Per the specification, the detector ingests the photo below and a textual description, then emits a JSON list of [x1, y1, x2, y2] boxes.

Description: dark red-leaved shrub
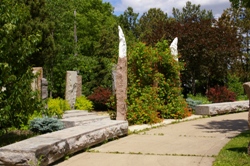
[[206, 85, 236, 103], [87, 87, 112, 110]]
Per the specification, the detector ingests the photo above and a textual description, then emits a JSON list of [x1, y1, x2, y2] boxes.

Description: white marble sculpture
[[170, 37, 178, 61], [118, 26, 127, 58]]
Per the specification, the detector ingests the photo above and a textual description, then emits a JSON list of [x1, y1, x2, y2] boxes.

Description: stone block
[[31, 67, 43, 92], [76, 75, 82, 97], [65, 71, 78, 109], [41, 78, 48, 99], [195, 101, 249, 115], [0, 120, 128, 166]]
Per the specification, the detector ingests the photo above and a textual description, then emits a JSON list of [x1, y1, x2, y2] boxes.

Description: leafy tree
[[230, 0, 250, 8], [45, 0, 118, 97], [172, 1, 213, 23], [0, 0, 44, 131], [118, 7, 139, 39], [137, 8, 169, 46]]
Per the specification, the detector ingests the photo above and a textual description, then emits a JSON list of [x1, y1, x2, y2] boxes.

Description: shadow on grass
[[227, 147, 248, 153], [0, 130, 36, 148]]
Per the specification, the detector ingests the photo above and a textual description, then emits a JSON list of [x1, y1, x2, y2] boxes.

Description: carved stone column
[[116, 26, 127, 120], [242, 82, 250, 155]]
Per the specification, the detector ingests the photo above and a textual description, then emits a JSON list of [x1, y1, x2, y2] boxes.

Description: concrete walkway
[[55, 112, 249, 166]]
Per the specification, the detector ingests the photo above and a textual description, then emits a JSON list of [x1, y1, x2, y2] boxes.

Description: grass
[[0, 130, 37, 148], [213, 130, 250, 166]]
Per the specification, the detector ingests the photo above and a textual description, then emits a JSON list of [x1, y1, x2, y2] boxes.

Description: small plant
[[47, 98, 71, 118], [206, 85, 236, 103], [186, 98, 202, 110], [87, 87, 112, 110], [29, 117, 64, 134], [75, 96, 93, 111]]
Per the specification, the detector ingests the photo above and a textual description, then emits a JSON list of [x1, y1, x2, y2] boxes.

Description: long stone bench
[[195, 100, 249, 115], [0, 111, 128, 166]]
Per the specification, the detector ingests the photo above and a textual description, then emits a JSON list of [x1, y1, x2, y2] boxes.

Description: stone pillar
[[243, 82, 250, 128], [32, 67, 43, 92], [242, 82, 250, 155], [41, 78, 48, 100], [65, 71, 78, 109], [76, 75, 82, 97], [116, 26, 127, 120]]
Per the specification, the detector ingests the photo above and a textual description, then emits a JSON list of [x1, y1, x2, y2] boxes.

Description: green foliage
[[47, 98, 71, 118], [29, 117, 64, 134], [75, 96, 93, 111], [187, 93, 211, 104], [227, 74, 245, 100], [186, 98, 202, 110], [0, 0, 45, 130], [127, 41, 190, 125], [213, 130, 250, 166], [45, 0, 117, 98]]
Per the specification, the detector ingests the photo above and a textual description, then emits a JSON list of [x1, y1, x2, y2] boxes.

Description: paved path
[[55, 112, 248, 166]]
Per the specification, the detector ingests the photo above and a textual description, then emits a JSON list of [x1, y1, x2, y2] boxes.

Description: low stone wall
[[195, 100, 249, 115], [0, 120, 128, 166]]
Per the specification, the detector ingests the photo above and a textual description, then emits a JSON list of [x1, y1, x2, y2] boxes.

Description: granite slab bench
[[0, 119, 128, 166], [195, 100, 249, 115]]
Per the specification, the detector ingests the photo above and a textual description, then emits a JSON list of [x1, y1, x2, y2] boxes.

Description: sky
[[103, 0, 232, 18]]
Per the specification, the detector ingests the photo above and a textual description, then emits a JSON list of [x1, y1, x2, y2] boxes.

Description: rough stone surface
[[243, 82, 250, 128], [31, 67, 43, 92], [0, 119, 128, 166], [195, 101, 248, 115], [41, 78, 48, 99], [116, 57, 127, 120], [65, 71, 78, 109], [76, 75, 82, 97], [61, 115, 110, 128]]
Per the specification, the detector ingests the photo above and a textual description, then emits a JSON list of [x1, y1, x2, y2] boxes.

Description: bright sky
[[103, 0, 232, 18]]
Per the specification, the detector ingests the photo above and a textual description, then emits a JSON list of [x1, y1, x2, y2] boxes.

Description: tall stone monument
[[65, 71, 77, 109], [116, 26, 127, 120], [242, 82, 250, 155], [170, 37, 178, 61]]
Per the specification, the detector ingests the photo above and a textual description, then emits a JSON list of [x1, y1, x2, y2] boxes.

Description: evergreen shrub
[[29, 117, 64, 134], [47, 98, 71, 118], [186, 98, 202, 110], [206, 85, 236, 103], [75, 96, 93, 111]]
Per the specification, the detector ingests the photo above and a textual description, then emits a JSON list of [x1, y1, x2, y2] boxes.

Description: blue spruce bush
[[29, 117, 64, 134]]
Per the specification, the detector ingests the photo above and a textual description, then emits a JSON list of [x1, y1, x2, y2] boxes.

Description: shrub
[[187, 93, 211, 104], [127, 41, 190, 125], [47, 98, 71, 118], [227, 74, 244, 100], [206, 85, 236, 103], [186, 98, 202, 110], [87, 87, 112, 110], [29, 117, 64, 134], [75, 96, 93, 111]]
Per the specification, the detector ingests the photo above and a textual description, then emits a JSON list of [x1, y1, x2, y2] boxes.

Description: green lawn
[[213, 130, 250, 166]]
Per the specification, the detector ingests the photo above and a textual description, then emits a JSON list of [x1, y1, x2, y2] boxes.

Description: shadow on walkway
[[194, 119, 248, 134]]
